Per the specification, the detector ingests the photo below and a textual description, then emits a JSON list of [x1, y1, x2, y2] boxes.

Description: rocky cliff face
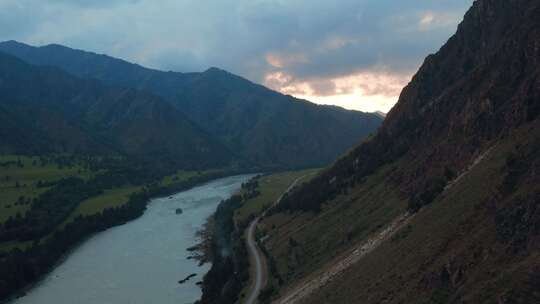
[[385, 0, 540, 160], [380, 0, 540, 199], [277, 0, 540, 213]]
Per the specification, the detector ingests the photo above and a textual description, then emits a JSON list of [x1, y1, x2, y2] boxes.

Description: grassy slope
[[0, 155, 94, 252], [65, 186, 141, 219], [234, 169, 319, 226], [263, 122, 540, 304], [231, 169, 319, 304], [0, 155, 93, 222], [260, 163, 405, 290], [301, 129, 514, 304]]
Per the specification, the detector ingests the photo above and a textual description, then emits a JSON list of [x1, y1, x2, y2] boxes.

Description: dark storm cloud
[[48, 0, 142, 8], [0, 0, 474, 110], [242, 0, 472, 78]]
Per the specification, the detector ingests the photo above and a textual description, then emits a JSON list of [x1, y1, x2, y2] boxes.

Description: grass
[[0, 155, 223, 224], [0, 240, 33, 252], [160, 170, 209, 186], [0, 154, 225, 252], [302, 136, 514, 304], [234, 169, 319, 226], [0, 155, 93, 222], [233, 168, 319, 304], [60, 185, 142, 227], [58, 169, 225, 230], [260, 162, 405, 289], [263, 123, 540, 304]]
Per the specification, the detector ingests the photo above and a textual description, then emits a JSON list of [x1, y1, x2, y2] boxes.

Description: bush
[[408, 176, 447, 213]]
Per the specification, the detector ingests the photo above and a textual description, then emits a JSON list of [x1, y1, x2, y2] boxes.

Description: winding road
[[245, 217, 266, 304], [244, 175, 308, 304]]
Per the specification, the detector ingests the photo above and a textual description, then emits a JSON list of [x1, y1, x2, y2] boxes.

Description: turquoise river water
[[12, 175, 254, 304]]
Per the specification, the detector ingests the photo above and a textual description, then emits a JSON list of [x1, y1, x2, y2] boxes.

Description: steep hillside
[[255, 0, 540, 303], [275, 0, 540, 214], [0, 52, 234, 170], [0, 41, 383, 169]]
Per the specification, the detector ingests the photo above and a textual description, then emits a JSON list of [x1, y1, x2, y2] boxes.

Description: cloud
[[265, 52, 309, 69], [0, 0, 474, 112], [48, 0, 142, 8], [265, 69, 411, 112]]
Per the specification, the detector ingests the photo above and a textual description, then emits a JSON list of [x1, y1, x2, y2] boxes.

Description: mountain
[[374, 111, 386, 119], [0, 41, 383, 169], [255, 0, 540, 303], [0, 51, 234, 170]]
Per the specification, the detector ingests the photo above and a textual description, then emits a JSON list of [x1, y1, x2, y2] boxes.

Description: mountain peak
[[0, 41, 383, 168], [373, 111, 387, 118], [43, 43, 71, 49], [204, 67, 227, 74], [0, 40, 24, 45], [0, 40, 32, 49]]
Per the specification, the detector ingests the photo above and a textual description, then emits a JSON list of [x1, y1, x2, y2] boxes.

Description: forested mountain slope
[[0, 41, 383, 169], [0, 52, 234, 171], [258, 0, 540, 303]]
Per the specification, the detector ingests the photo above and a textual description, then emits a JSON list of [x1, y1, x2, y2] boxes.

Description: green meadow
[[234, 169, 319, 231], [0, 154, 224, 250]]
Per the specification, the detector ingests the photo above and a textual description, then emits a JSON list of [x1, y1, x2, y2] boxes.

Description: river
[[12, 174, 254, 304]]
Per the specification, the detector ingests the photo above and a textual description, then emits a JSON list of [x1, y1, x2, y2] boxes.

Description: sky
[[0, 0, 474, 113]]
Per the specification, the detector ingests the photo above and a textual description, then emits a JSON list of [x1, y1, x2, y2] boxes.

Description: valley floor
[[0, 154, 240, 301]]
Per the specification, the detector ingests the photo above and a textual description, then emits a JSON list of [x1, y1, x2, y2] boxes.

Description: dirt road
[[244, 175, 309, 304]]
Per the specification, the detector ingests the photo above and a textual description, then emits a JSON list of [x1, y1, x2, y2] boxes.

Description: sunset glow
[[264, 70, 412, 113]]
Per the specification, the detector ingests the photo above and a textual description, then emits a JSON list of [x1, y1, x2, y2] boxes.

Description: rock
[[178, 273, 197, 284]]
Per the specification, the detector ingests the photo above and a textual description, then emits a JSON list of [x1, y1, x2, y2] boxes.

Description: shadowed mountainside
[[0, 41, 383, 169], [0, 51, 235, 171], [257, 0, 540, 303]]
